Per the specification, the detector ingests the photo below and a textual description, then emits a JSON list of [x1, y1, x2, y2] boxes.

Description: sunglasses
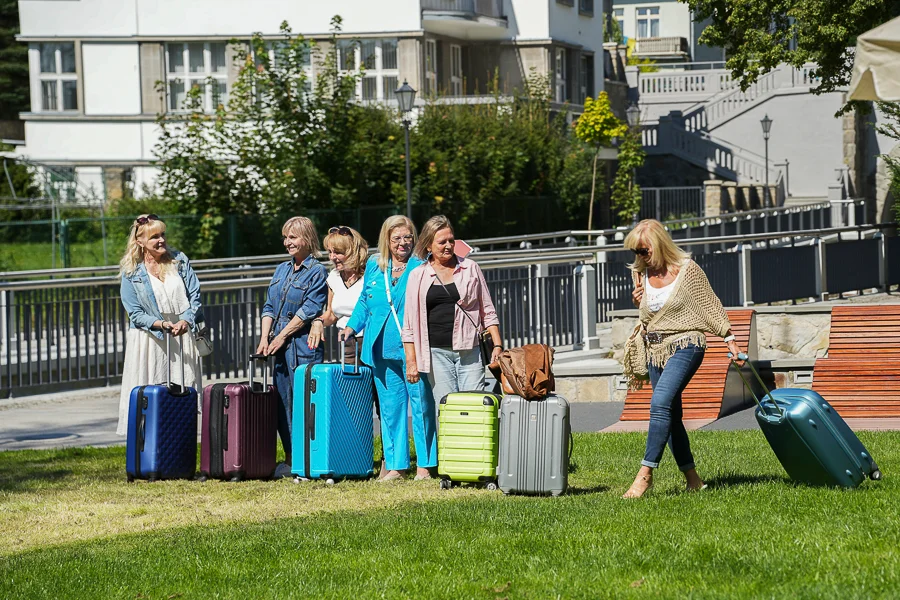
[[329, 226, 352, 236], [632, 248, 650, 256], [135, 214, 159, 226]]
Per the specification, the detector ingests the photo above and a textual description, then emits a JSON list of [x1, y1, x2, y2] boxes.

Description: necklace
[[392, 264, 407, 272]]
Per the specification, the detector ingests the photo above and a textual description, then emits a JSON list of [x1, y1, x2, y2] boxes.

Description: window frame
[[449, 44, 463, 96], [555, 47, 567, 103], [36, 42, 78, 112], [636, 6, 661, 39], [338, 38, 401, 102], [425, 39, 438, 96], [165, 42, 229, 113]]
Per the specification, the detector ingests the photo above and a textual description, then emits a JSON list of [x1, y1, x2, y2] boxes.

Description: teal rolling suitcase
[[731, 353, 882, 488], [437, 392, 501, 490], [291, 348, 374, 484]]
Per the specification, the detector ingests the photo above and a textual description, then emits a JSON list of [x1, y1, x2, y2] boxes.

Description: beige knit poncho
[[633, 259, 731, 370]]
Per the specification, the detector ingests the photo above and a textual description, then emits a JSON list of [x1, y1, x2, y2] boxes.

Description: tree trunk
[[587, 148, 599, 239]]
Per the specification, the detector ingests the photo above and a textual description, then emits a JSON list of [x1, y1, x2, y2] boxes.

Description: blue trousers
[[373, 358, 438, 471], [273, 347, 322, 458], [642, 344, 705, 470]]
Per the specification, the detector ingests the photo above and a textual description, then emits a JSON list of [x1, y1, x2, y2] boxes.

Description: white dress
[[327, 269, 364, 334], [116, 272, 203, 435]]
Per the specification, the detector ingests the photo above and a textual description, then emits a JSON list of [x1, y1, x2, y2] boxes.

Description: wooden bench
[[619, 309, 758, 422], [812, 305, 900, 418]]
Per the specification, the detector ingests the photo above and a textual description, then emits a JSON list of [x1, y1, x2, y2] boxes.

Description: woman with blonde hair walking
[[621, 219, 744, 498], [257, 216, 328, 478], [340, 215, 438, 481], [117, 214, 203, 435]]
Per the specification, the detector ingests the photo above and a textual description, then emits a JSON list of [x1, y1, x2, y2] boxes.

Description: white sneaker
[[273, 462, 292, 479]]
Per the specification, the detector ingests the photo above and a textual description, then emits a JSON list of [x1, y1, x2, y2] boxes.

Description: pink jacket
[[402, 255, 500, 374]]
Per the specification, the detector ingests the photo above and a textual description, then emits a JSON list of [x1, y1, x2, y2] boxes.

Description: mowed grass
[[1, 431, 898, 599]]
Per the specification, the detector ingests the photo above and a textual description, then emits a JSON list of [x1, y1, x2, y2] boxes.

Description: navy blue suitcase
[[126, 333, 198, 482], [291, 344, 374, 483]]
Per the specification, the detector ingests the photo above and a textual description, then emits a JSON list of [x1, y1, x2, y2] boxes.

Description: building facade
[[611, 0, 723, 64], [16, 0, 605, 199]]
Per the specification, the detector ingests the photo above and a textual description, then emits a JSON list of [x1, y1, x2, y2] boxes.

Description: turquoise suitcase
[[437, 392, 501, 490], [731, 354, 882, 488], [291, 352, 374, 484]]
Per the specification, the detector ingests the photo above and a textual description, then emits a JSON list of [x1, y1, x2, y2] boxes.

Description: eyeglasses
[[135, 214, 159, 226], [329, 226, 352, 236], [632, 248, 650, 256], [390, 235, 414, 244]]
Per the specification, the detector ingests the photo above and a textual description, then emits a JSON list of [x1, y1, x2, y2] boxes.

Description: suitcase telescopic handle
[[248, 353, 269, 392], [164, 327, 186, 395], [728, 352, 784, 417], [340, 339, 360, 374]]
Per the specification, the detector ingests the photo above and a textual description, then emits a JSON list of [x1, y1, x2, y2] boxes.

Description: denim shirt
[[120, 251, 202, 341], [346, 255, 424, 365], [262, 254, 328, 366]]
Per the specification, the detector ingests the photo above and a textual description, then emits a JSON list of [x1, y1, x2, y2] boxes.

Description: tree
[[685, 0, 899, 97], [573, 93, 627, 232], [0, 0, 29, 120], [610, 125, 645, 225]]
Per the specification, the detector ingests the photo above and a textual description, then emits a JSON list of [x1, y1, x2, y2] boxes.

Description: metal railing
[[641, 187, 704, 220], [421, 0, 504, 18]]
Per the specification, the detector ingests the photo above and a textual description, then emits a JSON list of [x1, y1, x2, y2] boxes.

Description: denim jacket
[[262, 254, 328, 368], [120, 251, 202, 341]]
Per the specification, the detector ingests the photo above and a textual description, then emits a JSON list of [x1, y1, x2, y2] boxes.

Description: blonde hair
[[119, 215, 174, 277], [623, 219, 691, 273], [282, 216, 320, 256], [376, 215, 417, 271], [323, 226, 368, 278], [414, 215, 453, 260]]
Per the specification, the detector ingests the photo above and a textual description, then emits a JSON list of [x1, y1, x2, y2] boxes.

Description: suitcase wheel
[[871, 470, 883, 481], [197, 474, 209, 483], [485, 481, 499, 492], [229, 476, 243, 483], [126, 474, 135, 483], [325, 478, 336, 486], [148, 477, 158, 483], [439, 479, 452, 490], [292, 476, 310, 484]]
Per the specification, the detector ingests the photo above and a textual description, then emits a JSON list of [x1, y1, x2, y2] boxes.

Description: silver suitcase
[[498, 394, 570, 496]]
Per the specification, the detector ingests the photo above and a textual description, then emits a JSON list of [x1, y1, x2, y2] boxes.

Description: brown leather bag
[[489, 344, 555, 400]]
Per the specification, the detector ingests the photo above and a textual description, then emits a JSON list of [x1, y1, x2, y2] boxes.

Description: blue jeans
[[273, 344, 323, 458], [642, 344, 705, 471], [427, 347, 486, 420]]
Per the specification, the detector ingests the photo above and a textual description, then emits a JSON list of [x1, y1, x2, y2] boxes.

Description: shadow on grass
[[566, 484, 610, 496], [705, 474, 790, 488], [0, 466, 74, 493]]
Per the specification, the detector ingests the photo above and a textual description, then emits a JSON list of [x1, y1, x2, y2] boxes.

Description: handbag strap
[[383, 260, 403, 334], [432, 263, 484, 335]]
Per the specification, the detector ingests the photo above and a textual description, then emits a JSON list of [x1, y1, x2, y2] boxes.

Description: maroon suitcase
[[199, 355, 277, 481]]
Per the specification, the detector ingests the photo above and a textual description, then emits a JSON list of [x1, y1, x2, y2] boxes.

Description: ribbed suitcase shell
[[437, 392, 501, 484], [291, 362, 375, 480], [199, 382, 277, 481], [756, 389, 879, 488], [126, 384, 197, 481], [498, 394, 570, 496]]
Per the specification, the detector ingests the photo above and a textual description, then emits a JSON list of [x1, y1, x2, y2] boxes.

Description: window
[[555, 48, 567, 103], [37, 43, 78, 111], [166, 42, 228, 112], [425, 39, 438, 96], [579, 0, 594, 15], [45, 167, 77, 203], [579, 54, 594, 103], [450, 45, 463, 96], [255, 41, 313, 102], [636, 7, 660, 38], [337, 38, 401, 102], [614, 8, 625, 37]]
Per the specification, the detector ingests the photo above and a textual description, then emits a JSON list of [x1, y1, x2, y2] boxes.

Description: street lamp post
[[396, 79, 417, 220], [760, 114, 772, 194], [626, 103, 641, 225]]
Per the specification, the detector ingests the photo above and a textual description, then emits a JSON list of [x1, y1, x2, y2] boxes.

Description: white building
[[16, 0, 606, 199], [611, 0, 724, 65]]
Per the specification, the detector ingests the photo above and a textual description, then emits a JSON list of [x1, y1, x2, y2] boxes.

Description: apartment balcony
[[632, 37, 690, 62], [421, 0, 509, 41]]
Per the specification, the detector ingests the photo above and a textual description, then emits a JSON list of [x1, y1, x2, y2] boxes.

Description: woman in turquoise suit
[[340, 215, 438, 481]]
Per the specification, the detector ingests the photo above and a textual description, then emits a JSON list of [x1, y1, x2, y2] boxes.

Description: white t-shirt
[[646, 270, 682, 313], [327, 269, 364, 331]]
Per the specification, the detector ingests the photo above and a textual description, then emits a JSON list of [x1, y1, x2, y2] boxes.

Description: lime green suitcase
[[437, 392, 500, 490]]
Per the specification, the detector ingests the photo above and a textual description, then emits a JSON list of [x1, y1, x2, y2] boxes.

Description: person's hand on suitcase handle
[[727, 346, 747, 367], [156, 320, 187, 336], [337, 326, 355, 343]]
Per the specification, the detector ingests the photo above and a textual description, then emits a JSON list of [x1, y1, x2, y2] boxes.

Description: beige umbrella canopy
[[848, 15, 900, 101]]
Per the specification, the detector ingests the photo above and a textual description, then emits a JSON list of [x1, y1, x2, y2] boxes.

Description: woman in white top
[[307, 225, 368, 361], [116, 215, 203, 435]]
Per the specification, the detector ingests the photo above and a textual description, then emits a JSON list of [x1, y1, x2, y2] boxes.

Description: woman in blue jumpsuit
[[258, 217, 328, 479], [341, 215, 438, 480]]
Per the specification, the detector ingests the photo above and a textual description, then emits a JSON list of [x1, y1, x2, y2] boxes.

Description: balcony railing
[[421, 0, 504, 19], [633, 36, 689, 56]]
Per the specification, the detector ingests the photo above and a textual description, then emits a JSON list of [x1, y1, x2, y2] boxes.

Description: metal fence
[[640, 187, 705, 221]]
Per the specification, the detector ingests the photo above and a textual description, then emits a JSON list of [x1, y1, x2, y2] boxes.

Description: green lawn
[[0, 241, 112, 271], [1, 431, 898, 599]]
